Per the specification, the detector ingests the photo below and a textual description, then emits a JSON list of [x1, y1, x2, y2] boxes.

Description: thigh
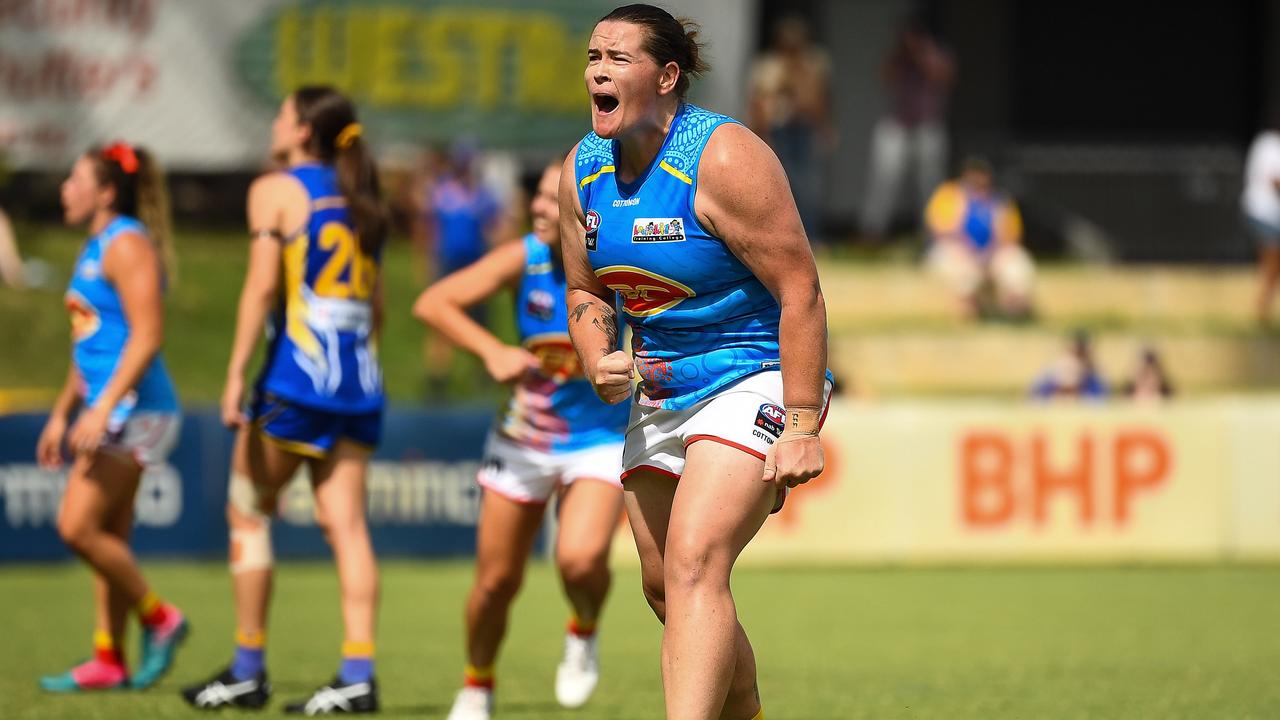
[[60, 451, 141, 532], [556, 475, 623, 561], [622, 469, 678, 591], [308, 440, 372, 527], [474, 489, 546, 581], [665, 440, 774, 572]]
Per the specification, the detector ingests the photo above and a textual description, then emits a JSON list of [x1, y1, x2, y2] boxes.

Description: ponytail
[[293, 86, 389, 256], [91, 142, 177, 283], [333, 124, 389, 256], [133, 148, 176, 283]]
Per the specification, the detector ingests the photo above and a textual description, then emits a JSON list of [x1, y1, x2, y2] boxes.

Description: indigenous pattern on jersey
[[65, 215, 178, 428], [498, 233, 628, 452], [575, 103, 783, 410], [255, 164, 384, 414]]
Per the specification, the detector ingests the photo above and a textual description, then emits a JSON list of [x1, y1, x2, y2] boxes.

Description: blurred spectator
[[1120, 346, 1175, 403], [1242, 114, 1280, 326], [0, 206, 23, 289], [859, 17, 954, 241], [413, 140, 506, 397], [748, 13, 833, 245], [1031, 332, 1108, 401], [924, 158, 1034, 320]]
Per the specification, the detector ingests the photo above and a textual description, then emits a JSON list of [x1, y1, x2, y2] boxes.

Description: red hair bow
[[102, 142, 139, 174]]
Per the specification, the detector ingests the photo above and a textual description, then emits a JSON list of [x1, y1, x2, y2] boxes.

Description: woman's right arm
[[412, 240, 535, 383], [36, 364, 82, 468], [222, 175, 289, 427], [558, 150, 632, 405]]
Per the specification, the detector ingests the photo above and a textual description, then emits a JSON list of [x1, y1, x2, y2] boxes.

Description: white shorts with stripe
[[477, 431, 624, 505], [105, 412, 181, 467], [621, 370, 832, 483]]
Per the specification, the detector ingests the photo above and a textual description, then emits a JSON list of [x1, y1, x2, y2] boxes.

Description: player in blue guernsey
[[414, 160, 629, 720], [182, 87, 387, 715], [561, 6, 832, 720], [37, 143, 188, 692]]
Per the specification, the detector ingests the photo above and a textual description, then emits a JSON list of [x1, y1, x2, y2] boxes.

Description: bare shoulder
[[696, 123, 791, 233], [699, 124, 786, 199], [248, 170, 306, 204], [103, 229, 159, 277]]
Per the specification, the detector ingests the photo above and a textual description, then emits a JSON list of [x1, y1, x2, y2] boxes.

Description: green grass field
[[3, 562, 1280, 719]]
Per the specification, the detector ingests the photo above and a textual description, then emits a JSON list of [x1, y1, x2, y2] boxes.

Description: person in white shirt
[[1242, 116, 1280, 325]]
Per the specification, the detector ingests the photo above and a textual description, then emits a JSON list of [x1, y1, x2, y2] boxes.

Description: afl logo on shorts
[[755, 403, 785, 437], [584, 210, 601, 251], [595, 265, 696, 317]]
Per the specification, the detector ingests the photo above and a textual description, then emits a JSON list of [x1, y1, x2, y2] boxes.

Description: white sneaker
[[446, 686, 493, 720], [555, 632, 600, 709]]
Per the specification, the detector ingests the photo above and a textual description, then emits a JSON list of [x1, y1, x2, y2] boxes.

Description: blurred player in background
[[924, 157, 1034, 320], [414, 140, 506, 397], [563, 6, 832, 719], [37, 142, 187, 692], [415, 159, 628, 720], [181, 86, 388, 715], [1242, 113, 1280, 326]]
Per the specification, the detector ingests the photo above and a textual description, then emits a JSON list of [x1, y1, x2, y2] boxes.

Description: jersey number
[[315, 222, 376, 300]]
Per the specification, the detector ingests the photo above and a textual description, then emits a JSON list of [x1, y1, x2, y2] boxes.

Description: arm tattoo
[[570, 299, 618, 349], [591, 315, 616, 348]]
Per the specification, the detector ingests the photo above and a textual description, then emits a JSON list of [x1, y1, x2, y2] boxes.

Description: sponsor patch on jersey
[[525, 288, 555, 321], [595, 265, 696, 317], [584, 210, 601, 251], [631, 217, 685, 243], [755, 403, 785, 438], [613, 197, 640, 207]]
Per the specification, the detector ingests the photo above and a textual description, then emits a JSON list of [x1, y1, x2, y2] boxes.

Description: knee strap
[[228, 472, 274, 573]]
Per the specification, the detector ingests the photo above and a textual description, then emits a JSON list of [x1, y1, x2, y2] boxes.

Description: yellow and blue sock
[[338, 641, 375, 684], [231, 630, 265, 681]]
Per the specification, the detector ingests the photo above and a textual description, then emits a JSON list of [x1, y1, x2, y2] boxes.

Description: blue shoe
[[132, 609, 189, 689], [40, 659, 129, 692]]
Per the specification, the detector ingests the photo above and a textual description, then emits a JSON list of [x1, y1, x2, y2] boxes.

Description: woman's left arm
[[67, 231, 165, 453], [696, 122, 828, 487]]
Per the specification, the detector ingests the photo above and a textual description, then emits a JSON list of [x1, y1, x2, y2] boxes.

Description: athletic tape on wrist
[[783, 406, 821, 436]]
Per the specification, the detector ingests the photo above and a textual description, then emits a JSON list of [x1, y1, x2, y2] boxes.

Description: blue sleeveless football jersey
[[498, 233, 628, 451], [65, 215, 178, 427], [575, 103, 785, 410], [255, 164, 384, 413]]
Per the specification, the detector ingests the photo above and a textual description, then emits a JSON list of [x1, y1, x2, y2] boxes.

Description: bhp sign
[[961, 429, 1171, 528]]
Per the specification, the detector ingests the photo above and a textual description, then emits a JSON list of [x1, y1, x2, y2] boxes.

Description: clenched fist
[[591, 350, 634, 404]]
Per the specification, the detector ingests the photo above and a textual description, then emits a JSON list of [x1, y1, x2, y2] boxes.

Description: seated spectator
[[1121, 346, 1175, 402], [924, 158, 1034, 319], [1031, 331, 1107, 401]]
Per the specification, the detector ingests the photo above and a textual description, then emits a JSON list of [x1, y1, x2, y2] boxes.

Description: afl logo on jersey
[[584, 210, 601, 251], [596, 265, 696, 317], [525, 288, 555, 321]]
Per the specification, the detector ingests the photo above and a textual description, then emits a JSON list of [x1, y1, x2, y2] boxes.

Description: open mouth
[[592, 93, 620, 114]]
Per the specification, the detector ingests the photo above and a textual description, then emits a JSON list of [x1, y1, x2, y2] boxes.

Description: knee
[[641, 578, 667, 623], [663, 542, 729, 595], [475, 567, 524, 607], [56, 513, 95, 554], [556, 551, 607, 589]]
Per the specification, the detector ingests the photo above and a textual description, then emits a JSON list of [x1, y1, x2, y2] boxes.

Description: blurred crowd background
[[3, 0, 1279, 409]]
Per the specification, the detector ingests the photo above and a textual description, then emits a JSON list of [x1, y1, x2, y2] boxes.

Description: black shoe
[[283, 676, 378, 715], [181, 666, 271, 710]]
